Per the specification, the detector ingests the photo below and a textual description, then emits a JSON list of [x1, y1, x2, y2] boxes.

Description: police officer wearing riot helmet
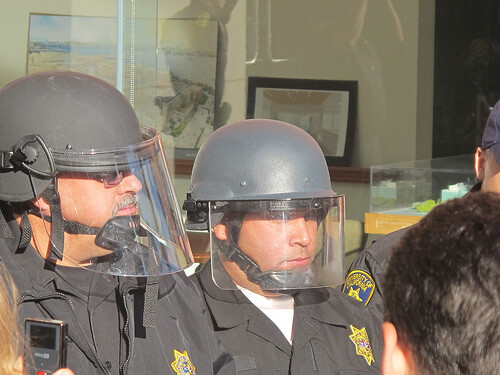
[[184, 119, 382, 374], [342, 98, 500, 321], [0, 71, 235, 374]]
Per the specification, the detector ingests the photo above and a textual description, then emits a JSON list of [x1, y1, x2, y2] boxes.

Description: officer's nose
[[288, 217, 313, 247], [116, 173, 143, 194]]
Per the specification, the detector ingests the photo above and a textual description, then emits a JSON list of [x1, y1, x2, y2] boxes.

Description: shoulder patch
[[349, 325, 375, 366], [171, 350, 196, 375], [342, 270, 375, 305]]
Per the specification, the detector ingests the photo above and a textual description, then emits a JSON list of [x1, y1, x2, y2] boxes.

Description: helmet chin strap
[[29, 208, 102, 235], [34, 206, 162, 328], [214, 234, 309, 294], [29, 180, 101, 261], [94, 215, 160, 328]]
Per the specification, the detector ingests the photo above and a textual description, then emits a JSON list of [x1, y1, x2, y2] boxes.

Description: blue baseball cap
[[482, 100, 500, 165]]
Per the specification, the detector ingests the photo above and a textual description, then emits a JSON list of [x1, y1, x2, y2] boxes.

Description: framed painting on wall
[[247, 76, 358, 166], [26, 13, 117, 84]]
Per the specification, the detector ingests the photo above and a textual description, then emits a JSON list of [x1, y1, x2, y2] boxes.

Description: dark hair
[[383, 192, 500, 375]]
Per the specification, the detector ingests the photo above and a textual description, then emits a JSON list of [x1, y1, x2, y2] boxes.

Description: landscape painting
[[27, 14, 117, 85]]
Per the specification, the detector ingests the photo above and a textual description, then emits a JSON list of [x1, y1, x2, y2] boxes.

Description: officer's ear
[[475, 147, 486, 181], [382, 322, 414, 375], [213, 223, 229, 241]]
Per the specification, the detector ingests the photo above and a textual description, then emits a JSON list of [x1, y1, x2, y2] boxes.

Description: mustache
[[112, 194, 139, 216]]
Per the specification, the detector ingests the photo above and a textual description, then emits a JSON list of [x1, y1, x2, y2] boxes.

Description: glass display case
[[365, 154, 478, 234]]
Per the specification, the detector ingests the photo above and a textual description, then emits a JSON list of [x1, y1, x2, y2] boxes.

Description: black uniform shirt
[[192, 260, 383, 374], [0, 212, 236, 375], [342, 227, 408, 322]]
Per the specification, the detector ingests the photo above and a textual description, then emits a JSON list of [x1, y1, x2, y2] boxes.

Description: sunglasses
[[60, 170, 133, 187]]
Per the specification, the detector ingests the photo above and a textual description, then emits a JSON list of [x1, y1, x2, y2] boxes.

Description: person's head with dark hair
[[382, 192, 500, 375]]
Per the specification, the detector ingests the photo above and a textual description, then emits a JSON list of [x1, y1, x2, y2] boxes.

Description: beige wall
[[0, 0, 435, 222]]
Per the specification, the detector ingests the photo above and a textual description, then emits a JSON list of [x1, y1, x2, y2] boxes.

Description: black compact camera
[[25, 318, 68, 375]]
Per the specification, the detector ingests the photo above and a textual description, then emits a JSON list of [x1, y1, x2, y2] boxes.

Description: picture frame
[[26, 13, 117, 83], [247, 77, 358, 166]]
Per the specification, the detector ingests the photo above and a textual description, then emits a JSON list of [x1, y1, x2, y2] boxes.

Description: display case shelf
[[365, 154, 477, 234]]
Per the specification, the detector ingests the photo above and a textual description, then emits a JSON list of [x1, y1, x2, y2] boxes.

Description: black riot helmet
[[183, 119, 345, 292], [0, 71, 193, 277], [0, 71, 143, 202]]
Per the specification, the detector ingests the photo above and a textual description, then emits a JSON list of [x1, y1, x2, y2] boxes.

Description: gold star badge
[[171, 350, 196, 375], [349, 325, 375, 366]]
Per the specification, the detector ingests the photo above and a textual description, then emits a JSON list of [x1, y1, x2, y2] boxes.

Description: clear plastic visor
[[209, 196, 345, 292], [34, 127, 193, 276]]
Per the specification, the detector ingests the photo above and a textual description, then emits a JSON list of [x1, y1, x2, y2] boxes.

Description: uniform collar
[[196, 260, 292, 353], [199, 260, 356, 328], [198, 259, 252, 327]]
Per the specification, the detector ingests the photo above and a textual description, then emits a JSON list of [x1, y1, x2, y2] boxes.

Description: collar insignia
[[349, 325, 375, 366], [171, 350, 196, 375], [343, 270, 375, 305]]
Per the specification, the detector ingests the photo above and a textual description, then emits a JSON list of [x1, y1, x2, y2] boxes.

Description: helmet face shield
[[209, 195, 345, 292], [34, 126, 194, 276]]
